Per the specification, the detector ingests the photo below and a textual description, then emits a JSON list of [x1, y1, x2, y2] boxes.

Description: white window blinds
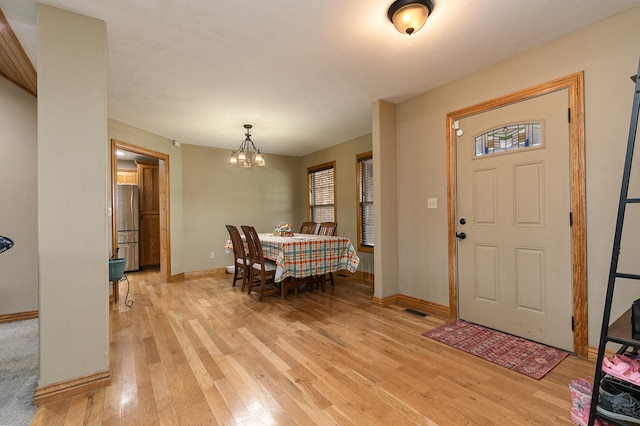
[[358, 155, 374, 248], [308, 164, 335, 222]]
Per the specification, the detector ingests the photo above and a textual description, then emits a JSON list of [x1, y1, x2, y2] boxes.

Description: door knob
[[456, 232, 467, 240], [459, 218, 466, 225]]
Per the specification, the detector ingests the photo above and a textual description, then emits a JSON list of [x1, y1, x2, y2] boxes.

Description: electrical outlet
[[210, 251, 215, 259], [427, 197, 438, 209]]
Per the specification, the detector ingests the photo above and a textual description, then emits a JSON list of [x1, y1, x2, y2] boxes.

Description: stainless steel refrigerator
[[116, 184, 139, 272]]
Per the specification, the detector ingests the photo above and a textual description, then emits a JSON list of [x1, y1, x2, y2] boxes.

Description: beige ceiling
[[1, 0, 639, 156]]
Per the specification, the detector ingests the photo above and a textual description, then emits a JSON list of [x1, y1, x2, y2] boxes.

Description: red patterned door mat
[[422, 319, 569, 380]]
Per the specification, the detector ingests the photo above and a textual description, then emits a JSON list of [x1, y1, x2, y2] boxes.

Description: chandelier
[[228, 124, 266, 168]]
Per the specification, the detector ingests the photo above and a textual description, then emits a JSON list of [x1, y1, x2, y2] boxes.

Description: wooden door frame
[[111, 139, 171, 283], [446, 72, 587, 357]]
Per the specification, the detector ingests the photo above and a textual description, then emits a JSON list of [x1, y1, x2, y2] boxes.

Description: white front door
[[456, 89, 573, 352]]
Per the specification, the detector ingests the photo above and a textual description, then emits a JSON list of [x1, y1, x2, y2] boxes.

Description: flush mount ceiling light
[[388, 0, 434, 35], [228, 124, 266, 168]]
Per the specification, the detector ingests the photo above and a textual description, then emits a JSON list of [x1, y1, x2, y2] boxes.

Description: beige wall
[[108, 118, 185, 275], [0, 77, 38, 315], [182, 144, 301, 272], [37, 5, 109, 386], [109, 127, 372, 275], [390, 6, 640, 345], [298, 133, 374, 274]]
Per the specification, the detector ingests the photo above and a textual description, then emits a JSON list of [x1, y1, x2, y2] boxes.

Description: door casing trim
[[111, 139, 171, 283], [446, 72, 587, 357]]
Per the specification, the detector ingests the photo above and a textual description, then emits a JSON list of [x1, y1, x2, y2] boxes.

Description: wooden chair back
[[241, 225, 280, 301], [317, 222, 338, 236], [299, 221, 317, 234], [225, 224, 248, 288], [241, 225, 261, 265], [316, 222, 338, 287]]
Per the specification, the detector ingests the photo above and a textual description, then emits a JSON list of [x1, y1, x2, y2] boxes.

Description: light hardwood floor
[[31, 269, 594, 425]]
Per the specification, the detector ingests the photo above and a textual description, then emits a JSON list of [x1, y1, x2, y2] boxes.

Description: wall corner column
[[372, 100, 399, 300], [37, 4, 110, 389]]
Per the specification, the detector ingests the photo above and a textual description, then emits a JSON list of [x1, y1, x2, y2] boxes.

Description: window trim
[[356, 152, 373, 253], [307, 161, 337, 223]]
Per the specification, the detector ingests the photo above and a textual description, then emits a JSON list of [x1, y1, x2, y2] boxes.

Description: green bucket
[[109, 258, 127, 281]]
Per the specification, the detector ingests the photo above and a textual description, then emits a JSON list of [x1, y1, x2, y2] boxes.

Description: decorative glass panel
[[474, 122, 541, 157]]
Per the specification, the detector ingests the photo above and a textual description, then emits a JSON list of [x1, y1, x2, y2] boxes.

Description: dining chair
[[241, 225, 280, 301], [316, 222, 338, 286], [225, 224, 249, 289], [299, 221, 317, 234], [317, 222, 338, 236]]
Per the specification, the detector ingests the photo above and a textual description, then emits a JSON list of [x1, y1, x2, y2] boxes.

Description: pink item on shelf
[[617, 354, 640, 370], [602, 356, 640, 385]]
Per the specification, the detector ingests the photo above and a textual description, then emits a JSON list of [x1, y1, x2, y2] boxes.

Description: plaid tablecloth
[[224, 233, 360, 282]]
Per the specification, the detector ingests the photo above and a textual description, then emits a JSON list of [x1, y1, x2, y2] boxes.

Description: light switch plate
[[427, 198, 437, 209]]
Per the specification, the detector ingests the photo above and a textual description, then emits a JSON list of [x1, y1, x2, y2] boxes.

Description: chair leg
[[329, 272, 335, 286], [239, 265, 247, 291], [258, 276, 267, 302], [246, 268, 255, 295], [232, 266, 238, 287]]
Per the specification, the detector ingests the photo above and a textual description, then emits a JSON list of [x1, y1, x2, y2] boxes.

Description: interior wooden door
[[456, 89, 573, 351], [137, 161, 160, 268]]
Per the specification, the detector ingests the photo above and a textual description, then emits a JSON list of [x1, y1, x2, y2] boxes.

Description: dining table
[[224, 232, 360, 286]]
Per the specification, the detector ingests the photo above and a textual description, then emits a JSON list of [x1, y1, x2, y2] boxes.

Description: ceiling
[[1, 1, 639, 157], [115, 150, 158, 163]]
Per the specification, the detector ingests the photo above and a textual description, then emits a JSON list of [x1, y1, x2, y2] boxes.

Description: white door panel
[[457, 89, 573, 351]]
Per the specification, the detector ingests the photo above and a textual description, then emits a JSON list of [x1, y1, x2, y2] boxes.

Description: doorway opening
[[446, 72, 587, 356], [111, 139, 171, 283]]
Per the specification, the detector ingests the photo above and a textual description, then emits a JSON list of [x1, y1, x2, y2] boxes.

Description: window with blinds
[[308, 162, 336, 223], [357, 152, 373, 251]]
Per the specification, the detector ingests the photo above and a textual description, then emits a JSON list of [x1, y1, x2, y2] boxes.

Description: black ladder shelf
[[589, 59, 640, 426]]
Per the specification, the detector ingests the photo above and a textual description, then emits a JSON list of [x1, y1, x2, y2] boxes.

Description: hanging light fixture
[[387, 0, 434, 36], [228, 124, 266, 168]]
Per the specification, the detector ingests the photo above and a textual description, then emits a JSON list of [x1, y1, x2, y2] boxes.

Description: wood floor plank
[[167, 311, 215, 390], [212, 353, 265, 415], [241, 350, 317, 424], [156, 407, 178, 426], [147, 362, 172, 413], [237, 326, 292, 372], [162, 363, 199, 425], [63, 394, 89, 426], [120, 349, 139, 425], [322, 403, 357, 425], [31, 269, 595, 425], [213, 377, 253, 424], [36, 398, 71, 426], [82, 388, 105, 426]]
